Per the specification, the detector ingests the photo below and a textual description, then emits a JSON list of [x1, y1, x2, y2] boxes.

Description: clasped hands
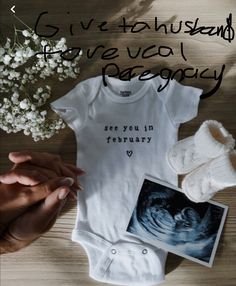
[[0, 151, 84, 254]]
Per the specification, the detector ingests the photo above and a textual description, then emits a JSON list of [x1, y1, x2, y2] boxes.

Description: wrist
[[0, 244, 8, 255], [0, 230, 29, 255]]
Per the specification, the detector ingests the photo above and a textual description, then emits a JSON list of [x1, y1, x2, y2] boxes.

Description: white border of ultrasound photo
[[125, 175, 228, 267]]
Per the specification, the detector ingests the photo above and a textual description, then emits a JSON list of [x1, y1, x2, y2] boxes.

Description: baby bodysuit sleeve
[[50, 75, 104, 132], [50, 82, 88, 131], [163, 79, 203, 126]]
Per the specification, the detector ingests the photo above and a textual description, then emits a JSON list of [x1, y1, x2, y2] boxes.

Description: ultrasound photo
[[127, 176, 228, 267]]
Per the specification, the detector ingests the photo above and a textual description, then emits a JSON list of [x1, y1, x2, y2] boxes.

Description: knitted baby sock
[[182, 150, 236, 203], [167, 120, 235, 174]]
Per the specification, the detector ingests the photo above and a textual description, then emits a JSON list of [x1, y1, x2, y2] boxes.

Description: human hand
[[0, 151, 85, 227], [0, 176, 74, 232], [0, 151, 85, 254], [0, 176, 74, 254], [0, 151, 85, 190]]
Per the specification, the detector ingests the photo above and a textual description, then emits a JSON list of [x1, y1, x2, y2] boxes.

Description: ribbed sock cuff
[[211, 151, 236, 187], [194, 120, 235, 158]]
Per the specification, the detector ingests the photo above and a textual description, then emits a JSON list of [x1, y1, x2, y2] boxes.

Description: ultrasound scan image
[[127, 179, 225, 263]]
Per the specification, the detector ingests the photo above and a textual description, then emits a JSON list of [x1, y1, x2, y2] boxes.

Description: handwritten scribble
[[32, 11, 234, 98]]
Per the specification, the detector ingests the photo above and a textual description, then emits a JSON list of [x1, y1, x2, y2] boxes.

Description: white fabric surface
[[167, 120, 235, 174], [51, 74, 202, 285], [182, 150, 236, 203]]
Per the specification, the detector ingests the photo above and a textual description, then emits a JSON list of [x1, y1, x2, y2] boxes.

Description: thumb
[[7, 187, 71, 242], [32, 186, 71, 232], [41, 186, 70, 219], [23, 177, 74, 207]]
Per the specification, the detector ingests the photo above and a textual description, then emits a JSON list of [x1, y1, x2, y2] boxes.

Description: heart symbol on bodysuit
[[126, 150, 133, 157]]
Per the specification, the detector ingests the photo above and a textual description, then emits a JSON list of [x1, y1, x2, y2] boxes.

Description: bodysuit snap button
[[111, 249, 117, 254], [142, 249, 148, 254]]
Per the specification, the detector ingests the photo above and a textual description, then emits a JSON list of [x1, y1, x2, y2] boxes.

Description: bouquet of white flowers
[[0, 22, 82, 141]]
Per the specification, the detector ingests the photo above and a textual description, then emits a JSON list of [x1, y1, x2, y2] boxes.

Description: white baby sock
[[182, 150, 236, 203], [167, 120, 235, 174]]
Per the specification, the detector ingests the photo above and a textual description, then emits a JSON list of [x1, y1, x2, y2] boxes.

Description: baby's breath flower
[[0, 26, 81, 141], [3, 55, 11, 65], [22, 30, 31, 37], [19, 100, 29, 110]]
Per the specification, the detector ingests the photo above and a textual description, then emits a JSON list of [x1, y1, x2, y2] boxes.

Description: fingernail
[[58, 188, 70, 200], [76, 168, 86, 175], [59, 177, 74, 187], [9, 151, 20, 155], [9, 152, 20, 157], [78, 183, 84, 191]]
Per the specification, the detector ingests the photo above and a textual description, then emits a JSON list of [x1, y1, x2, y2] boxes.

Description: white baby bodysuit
[[51, 74, 202, 286]]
